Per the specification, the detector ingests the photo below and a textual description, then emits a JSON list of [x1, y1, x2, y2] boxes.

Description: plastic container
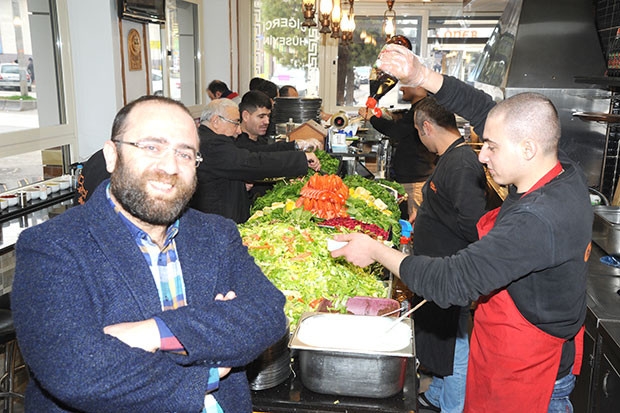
[[398, 219, 412, 255]]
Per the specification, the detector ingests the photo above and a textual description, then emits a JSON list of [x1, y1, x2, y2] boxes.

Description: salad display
[[239, 152, 406, 327]]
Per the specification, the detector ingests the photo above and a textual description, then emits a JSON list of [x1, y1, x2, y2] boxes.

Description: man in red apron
[[332, 45, 591, 412]]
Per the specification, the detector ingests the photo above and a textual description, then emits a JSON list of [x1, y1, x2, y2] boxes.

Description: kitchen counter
[[587, 244, 620, 322]]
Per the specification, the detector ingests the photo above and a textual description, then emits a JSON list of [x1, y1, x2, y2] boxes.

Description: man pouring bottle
[[331, 43, 591, 413]]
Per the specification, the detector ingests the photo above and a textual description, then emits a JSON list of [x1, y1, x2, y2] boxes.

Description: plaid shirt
[[107, 185, 222, 412]]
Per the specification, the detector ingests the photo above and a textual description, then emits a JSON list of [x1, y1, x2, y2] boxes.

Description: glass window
[[145, 1, 199, 105], [249, 1, 505, 115], [250, 1, 425, 113], [0, 0, 67, 133], [0, 0, 75, 194], [252, 0, 321, 98], [426, 15, 500, 82]]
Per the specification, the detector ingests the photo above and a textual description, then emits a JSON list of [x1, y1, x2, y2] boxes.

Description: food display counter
[[0, 188, 73, 297], [0, 190, 74, 253]]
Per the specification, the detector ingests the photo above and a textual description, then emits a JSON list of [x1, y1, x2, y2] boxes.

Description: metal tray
[[593, 206, 620, 256], [288, 312, 414, 398]]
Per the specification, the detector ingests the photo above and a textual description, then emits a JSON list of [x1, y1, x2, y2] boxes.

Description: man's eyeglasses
[[218, 115, 241, 127], [113, 140, 203, 167]]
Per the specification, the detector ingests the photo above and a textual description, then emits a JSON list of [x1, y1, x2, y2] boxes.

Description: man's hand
[[305, 153, 322, 171], [330, 233, 381, 267], [377, 44, 443, 93], [104, 319, 160, 352], [330, 232, 407, 276], [408, 208, 417, 224], [377, 44, 429, 88], [214, 291, 236, 301], [296, 138, 323, 152]]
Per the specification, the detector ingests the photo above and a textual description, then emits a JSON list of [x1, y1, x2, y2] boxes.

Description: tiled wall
[[595, 0, 620, 199]]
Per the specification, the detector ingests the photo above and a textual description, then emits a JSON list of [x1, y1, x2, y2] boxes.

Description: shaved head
[[488, 93, 560, 155]]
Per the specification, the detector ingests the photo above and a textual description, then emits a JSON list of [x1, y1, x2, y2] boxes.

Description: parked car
[[0, 63, 32, 91]]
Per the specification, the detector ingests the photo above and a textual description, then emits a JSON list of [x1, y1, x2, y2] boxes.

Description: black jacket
[[190, 125, 308, 223], [411, 137, 488, 375], [235, 132, 297, 202], [370, 106, 436, 183]]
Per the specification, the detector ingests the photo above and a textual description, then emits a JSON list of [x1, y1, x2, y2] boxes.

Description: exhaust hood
[[469, 0, 612, 193], [470, 0, 606, 94]]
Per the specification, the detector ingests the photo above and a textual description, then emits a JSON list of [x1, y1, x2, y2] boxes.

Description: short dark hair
[[254, 80, 278, 99], [239, 90, 272, 115], [279, 85, 298, 97], [207, 80, 231, 95], [111, 95, 191, 141], [249, 77, 266, 91], [414, 97, 458, 133]]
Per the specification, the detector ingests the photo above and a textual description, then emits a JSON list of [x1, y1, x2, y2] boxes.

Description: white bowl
[[56, 179, 71, 190], [0, 196, 18, 207], [23, 188, 40, 200], [47, 183, 60, 193], [0, 199, 7, 210]]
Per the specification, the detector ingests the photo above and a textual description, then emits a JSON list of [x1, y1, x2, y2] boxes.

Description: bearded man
[[12, 95, 287, 412]]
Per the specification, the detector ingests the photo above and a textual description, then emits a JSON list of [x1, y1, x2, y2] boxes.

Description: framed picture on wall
[[128, 28, 142, 71]]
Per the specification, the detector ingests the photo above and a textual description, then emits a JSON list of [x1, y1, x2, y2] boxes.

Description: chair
[[0, 295, 25, 413]]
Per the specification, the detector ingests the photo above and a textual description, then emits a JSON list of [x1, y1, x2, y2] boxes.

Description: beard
[[110, 155, 197, 226]]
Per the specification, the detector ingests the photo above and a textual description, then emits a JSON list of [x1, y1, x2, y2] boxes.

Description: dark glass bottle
[[365, 35, 413, 117]]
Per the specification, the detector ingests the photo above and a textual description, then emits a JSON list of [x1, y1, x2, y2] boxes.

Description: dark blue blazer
[[12, 181, 287, 412]]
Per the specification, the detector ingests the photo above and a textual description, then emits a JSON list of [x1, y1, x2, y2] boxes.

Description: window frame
[[0, 0, 77, 160]]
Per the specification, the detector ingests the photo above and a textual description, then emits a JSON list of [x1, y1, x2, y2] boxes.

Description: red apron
[[465, 162, 585, 413]]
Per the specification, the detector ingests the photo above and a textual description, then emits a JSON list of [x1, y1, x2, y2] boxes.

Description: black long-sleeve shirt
[[191, 125, 308, 223]]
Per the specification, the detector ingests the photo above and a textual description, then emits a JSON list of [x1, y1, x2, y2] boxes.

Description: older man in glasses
[[12, 95, 288, 412], [192, 97, 321, 223]]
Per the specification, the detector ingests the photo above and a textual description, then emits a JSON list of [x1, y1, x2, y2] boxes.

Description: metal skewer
[[384, 299, 428, 333]]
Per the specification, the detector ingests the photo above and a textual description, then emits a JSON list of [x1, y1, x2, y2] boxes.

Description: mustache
[[146, 170, 179, 185]]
